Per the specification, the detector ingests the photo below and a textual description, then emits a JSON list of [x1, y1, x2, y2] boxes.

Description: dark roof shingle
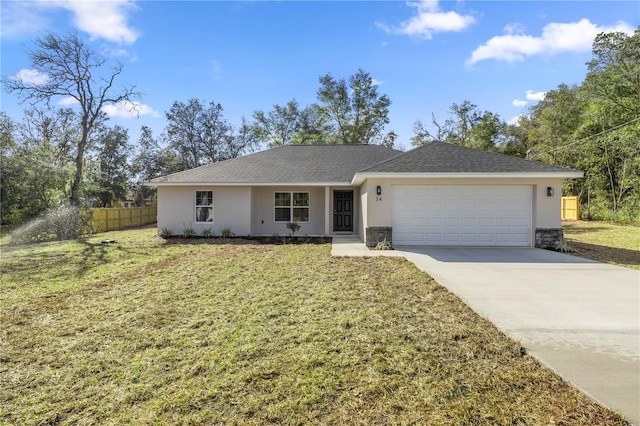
[[148, 144, 402, 184], [361, 141, 580, 173], [148, 142, 582, 186]]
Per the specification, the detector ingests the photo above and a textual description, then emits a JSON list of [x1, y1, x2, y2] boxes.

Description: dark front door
[[333, 190, 353, 232]]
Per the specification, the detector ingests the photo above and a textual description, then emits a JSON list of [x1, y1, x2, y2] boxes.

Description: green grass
[[563, 220, 640, 269], [1, 226, 630, 425]]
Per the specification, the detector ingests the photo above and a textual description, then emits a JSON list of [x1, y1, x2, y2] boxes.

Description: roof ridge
[[358, 147, 411, 172], [432, 141, 580, 169], [148, 143, 403, 185], [357, 141, 448, 172], [276, 143, 398, 148], [358, 140, 581, 174]]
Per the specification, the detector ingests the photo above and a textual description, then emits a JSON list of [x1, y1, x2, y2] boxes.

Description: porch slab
[[330, 235, 403, 257]]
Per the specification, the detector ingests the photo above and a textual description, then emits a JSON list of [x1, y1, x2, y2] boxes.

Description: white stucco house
[[145, 142, 583, 248]]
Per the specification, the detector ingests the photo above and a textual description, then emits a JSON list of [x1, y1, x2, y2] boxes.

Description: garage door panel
[[478, 234, 496, 243], [495, 218, 513, 227], [461, 233, 480, 243], [478, 218, 494, 227], [443, 217, 459, 226], [444, 233, 461, 243], [426, 217, 442, 226], [513, 218, 530, 227], [405, 232, 427, 242], [425, 233, 443, 243], [513, 203, 531, 213], [496, 233, 516, 243], [461, 218, 477, 226], [392, 185, 532, 246], [407, 187, 425, 198]]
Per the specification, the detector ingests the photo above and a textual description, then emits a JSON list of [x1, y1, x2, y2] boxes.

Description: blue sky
[[1, 0, 638, 150]]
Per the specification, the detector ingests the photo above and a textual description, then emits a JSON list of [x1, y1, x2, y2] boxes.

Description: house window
[[274, 192, 309, 222], [195, 190, 213, 222]]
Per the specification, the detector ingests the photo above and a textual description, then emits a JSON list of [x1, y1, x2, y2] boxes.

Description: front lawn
[[0, 227, 629, 425], [563, 220, 640, 270]]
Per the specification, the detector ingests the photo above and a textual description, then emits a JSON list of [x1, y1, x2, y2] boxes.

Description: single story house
[[146, 142, 583, 248]]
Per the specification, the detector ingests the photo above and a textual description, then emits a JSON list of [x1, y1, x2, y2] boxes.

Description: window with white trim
[[195, 190, 213, 222], [274, 192, 309, 222]]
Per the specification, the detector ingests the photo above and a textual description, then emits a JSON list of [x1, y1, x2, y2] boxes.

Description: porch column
[[324, 186, 331, 236]]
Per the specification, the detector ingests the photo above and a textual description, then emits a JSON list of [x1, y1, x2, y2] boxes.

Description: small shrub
[[10, 204, 93, 244], [286, 221, 301, 236], [182, 223, 195, 238], [159, 227, 173, 238], [49, 205, 94, 240], [221, 227, 234, 239], [555, 238, 576, 253], [374, 238, 392, 250], [201, 228, 214, 238]]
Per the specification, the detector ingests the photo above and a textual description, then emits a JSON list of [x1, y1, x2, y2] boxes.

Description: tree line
[[2, 29, 639, 227], [410, 29, 639, 222]]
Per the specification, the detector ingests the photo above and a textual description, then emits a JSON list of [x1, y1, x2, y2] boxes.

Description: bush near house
[[9, 204, 93, 244]]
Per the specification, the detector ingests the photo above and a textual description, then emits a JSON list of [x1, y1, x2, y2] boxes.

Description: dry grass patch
[[563, 220, 640, 269], [0, 228, 629, 425]]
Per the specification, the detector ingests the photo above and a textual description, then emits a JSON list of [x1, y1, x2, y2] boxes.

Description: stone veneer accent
[[366, 227, 393, 248], [535, 228, 563, 250]]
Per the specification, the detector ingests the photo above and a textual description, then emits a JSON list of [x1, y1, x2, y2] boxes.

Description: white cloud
[[58, 97, 79, 106], [100, 46, 139, 62], [526, 90, 546, 101], [0, 1, 50, 38], [371, 78, 384, 86], [467, 19, 634, 64], [210, 60, 223, 74], [507, 114, 524, 125], [503, 23, 526, 35], [377, 0, 476, 40], [512, 90, 546, 108], [58, 0, 140, 45], [2, 0, 140, 45], [12, 69, 49, 85], [102, 101, 160, 119]]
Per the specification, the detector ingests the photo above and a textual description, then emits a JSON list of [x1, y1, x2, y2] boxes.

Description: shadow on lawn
[[562, 225, 612, 234], [77, 239, 112, 277], [568, 240, 640, 268]]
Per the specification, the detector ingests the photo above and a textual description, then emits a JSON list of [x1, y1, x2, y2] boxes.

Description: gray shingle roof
[[148, 142, 582, 186], [361, 141, 581, 173], [148, 144, 402, 184]]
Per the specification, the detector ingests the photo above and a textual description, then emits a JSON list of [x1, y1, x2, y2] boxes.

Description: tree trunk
[[70, 127, 89, 206]]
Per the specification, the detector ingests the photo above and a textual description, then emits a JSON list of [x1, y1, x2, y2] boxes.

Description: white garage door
[[392, 185, 532, 246]]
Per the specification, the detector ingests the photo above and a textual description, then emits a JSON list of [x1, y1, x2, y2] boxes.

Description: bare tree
[[165, 98, 238, 168], [4, 32, 141, 205]]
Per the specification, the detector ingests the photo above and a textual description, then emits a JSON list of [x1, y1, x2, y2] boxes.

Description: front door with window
[[333, 190, 353, 232]]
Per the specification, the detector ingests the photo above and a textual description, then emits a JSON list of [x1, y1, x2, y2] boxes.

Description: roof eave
[[144, 181, 352, 188], [351, 171, 585, 185]]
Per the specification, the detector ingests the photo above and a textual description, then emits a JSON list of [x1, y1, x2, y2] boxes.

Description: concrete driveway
[[395, 247, 640, 424]]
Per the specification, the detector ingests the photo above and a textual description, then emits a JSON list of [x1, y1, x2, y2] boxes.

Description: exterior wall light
[[376, 185, 382, 195], [547, 187, 554, 197]]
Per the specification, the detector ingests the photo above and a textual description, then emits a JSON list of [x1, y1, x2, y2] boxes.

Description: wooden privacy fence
[[561, 196, 580, 220], [92, 206, 157, 232]]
